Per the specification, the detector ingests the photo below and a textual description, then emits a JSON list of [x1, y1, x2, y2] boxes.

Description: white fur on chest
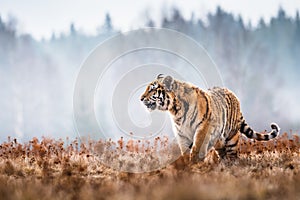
[[170, 115, 195, 142]]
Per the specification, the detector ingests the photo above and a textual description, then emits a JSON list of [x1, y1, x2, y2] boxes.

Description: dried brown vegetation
[[0, 133, 299, 200]]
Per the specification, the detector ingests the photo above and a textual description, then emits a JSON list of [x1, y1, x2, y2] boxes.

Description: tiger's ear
[[163, 76, 174, 91], [156, 74, 164, 79]]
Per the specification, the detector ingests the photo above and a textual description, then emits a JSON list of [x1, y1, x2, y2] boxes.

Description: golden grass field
[[0, 132, 299, 200]]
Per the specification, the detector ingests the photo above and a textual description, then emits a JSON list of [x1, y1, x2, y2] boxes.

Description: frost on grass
[[93, 136, 181, 172], [0, 132, 299, 200]]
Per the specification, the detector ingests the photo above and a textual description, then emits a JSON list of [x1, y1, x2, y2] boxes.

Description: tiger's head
[[140, 74, 175, 112]]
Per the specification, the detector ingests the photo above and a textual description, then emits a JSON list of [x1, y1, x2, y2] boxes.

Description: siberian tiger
[[140, 74, 280, 162]]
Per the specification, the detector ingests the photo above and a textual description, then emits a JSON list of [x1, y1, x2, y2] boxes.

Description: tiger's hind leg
[[224, 132, 240, 159], [215, 147, 226, 158]]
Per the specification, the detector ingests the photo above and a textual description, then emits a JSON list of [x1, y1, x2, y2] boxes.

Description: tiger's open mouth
[[143, 101, 156, 110]]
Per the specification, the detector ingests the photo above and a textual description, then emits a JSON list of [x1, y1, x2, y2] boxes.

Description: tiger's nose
[[140, 96, 145, 101]]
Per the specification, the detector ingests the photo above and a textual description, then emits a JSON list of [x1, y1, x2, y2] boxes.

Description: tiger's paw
[[204, 148, 220, 165], [190, 152, 205, 163], [171, 154, 190, 170]]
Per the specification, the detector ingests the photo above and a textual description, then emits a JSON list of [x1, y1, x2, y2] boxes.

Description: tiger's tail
[[240, 117, 280, 141]]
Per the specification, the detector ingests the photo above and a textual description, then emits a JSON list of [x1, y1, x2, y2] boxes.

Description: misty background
[[0, 6, 299, 142]]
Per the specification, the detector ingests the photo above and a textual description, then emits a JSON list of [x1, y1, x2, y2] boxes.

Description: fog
[[0, 7, 299, 142]]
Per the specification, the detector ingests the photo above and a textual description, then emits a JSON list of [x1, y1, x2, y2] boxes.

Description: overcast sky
[[0, 0, 299, 40]]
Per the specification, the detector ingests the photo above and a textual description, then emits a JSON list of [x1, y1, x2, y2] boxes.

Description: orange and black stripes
[[141, 75, 280, 161], [240, 118, 280, 141]]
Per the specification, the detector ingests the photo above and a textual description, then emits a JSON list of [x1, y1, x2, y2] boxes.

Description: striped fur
[[140, 75, 280, 162]]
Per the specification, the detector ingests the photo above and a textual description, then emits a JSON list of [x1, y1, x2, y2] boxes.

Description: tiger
[[140, 74, 280, 162]]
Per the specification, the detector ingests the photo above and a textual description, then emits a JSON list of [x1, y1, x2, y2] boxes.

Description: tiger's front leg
[[175, 133, 193, 156], [190, 125, 211, 163]]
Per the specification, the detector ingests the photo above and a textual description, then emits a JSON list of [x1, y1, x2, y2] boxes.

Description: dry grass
[[0, 133, 299, 200]]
